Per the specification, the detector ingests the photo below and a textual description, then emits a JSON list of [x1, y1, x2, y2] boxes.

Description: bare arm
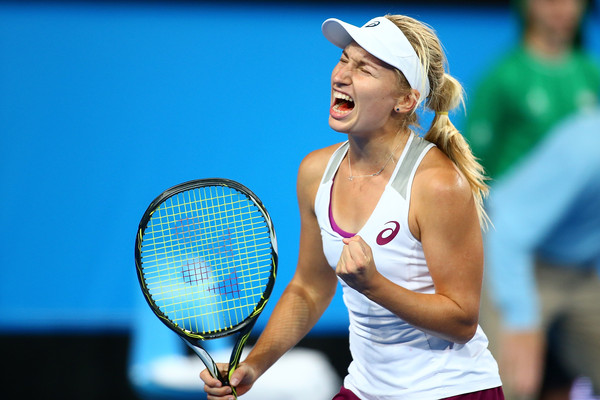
[[336, 151, 483, 344], [201, 148, 339, 399], [243, 153, 339, 373]]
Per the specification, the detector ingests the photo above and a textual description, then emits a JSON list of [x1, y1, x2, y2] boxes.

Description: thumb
[[229, 365, 247, 387], [342, 235, 361, 245]]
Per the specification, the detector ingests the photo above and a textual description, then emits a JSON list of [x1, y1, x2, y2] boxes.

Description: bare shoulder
[[413, 146, 472, 203], [296, 143, 344, 203], [298, 143, 343, 181], [410, 147, 476, 239]]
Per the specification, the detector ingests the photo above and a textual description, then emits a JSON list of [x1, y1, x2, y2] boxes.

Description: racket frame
[[134, 178, 278, 388]]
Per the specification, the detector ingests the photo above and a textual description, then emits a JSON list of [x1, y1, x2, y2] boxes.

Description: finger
[[200, 366, 236, 399], [206, 393, 236, 400], [227, 363, 256, 398], [336, 245, 352, 275], [344, 235, 366, 251], [229, 366, 246, 388], [345, 240, 369, 265], [204, 382, 233, 398], [200, 368, 223, 387], [342, 234, 364, 244]]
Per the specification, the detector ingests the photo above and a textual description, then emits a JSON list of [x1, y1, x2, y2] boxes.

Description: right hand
[[200, 362, 258, 400], [499, 329, 545, 398]]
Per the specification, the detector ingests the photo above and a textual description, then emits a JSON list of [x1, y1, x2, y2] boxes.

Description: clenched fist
[[336, 235, 380, 293]]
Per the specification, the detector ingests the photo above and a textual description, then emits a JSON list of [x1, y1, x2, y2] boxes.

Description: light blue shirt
[[485, 109, 600, 330]]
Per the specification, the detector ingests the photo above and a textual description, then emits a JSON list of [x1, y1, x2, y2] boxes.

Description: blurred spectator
[[466, 0, 599, 181], [483, 108, 600, 399], [465, 0, 600, 399]]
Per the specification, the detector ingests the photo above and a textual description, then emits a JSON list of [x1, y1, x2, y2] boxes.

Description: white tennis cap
[[322, 16, 430, 102]]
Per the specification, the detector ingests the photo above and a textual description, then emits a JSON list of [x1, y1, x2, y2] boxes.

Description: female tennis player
[[201, 14, 503, 400]]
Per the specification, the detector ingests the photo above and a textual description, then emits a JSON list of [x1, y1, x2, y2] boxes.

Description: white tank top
[[314, 134, 501, 400]]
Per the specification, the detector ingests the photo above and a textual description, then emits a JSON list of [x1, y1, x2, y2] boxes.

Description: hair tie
[[437, 111, 448, 116]]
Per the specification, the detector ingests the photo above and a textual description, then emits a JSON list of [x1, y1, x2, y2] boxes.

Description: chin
[[328, 116, 351, 134]]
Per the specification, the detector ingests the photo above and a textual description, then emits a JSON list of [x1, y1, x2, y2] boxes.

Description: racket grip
[[190, 342, 237, 398]]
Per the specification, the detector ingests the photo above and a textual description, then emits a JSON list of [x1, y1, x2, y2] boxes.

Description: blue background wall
[[1, 1, 599, 335]]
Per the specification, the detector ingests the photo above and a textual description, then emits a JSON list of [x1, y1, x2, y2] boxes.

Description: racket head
[[135, 178, 278, 343]]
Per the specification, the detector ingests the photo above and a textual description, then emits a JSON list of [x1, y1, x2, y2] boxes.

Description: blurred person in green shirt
[[465, 1, 600, 400], [466, 0, 599, 181]]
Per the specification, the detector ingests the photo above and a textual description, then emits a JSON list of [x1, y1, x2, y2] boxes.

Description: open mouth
[[332, 91, 355, 113]]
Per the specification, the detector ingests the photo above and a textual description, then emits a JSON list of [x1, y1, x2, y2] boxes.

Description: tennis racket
[[134, 178, 277, 398]]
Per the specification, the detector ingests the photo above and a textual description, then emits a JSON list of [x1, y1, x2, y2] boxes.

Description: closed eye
[[339, 50, 379, 76]]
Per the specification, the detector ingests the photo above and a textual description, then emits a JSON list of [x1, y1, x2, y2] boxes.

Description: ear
[[394, 89, 419, 113]]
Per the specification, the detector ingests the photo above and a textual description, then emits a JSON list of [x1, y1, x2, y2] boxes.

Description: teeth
[[333, 91, 354, 102], [333, 103, 352, 113]]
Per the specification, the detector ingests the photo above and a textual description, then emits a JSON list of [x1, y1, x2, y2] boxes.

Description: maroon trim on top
[[329, 176, 355, 239]]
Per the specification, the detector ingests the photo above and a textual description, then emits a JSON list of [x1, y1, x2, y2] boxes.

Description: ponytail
[[385, 14, 490, 228], [424, 74, 490, 228]]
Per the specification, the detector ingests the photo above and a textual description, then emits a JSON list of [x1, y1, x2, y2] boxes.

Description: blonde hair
[[385, 14, 490, 228]]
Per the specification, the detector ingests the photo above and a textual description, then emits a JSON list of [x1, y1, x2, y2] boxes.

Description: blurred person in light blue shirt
[[484, 108, 600, 400]]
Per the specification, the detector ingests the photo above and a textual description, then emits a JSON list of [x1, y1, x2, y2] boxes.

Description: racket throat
[[184, 340, 228, 384]]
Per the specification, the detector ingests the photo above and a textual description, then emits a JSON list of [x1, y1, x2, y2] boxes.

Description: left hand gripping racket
[[135, 178, 277, 397]]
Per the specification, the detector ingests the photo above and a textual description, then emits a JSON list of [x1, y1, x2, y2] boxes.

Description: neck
[[525, 30, 572, 60], [347, 129, 410, 180], [349, 127, 410, 159]]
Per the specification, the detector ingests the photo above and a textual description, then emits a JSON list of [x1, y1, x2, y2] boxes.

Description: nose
[[332, 63, 351, 86]]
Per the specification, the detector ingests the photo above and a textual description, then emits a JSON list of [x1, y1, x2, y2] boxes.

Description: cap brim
[[321, 16, 430, 101], [322, 18, 357, 49]]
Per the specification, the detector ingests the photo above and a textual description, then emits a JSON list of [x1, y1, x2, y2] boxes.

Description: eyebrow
[[342, 49, 380, 69]]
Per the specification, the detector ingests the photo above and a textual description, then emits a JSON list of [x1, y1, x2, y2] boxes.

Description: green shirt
[[465, 45, 600, 180]]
